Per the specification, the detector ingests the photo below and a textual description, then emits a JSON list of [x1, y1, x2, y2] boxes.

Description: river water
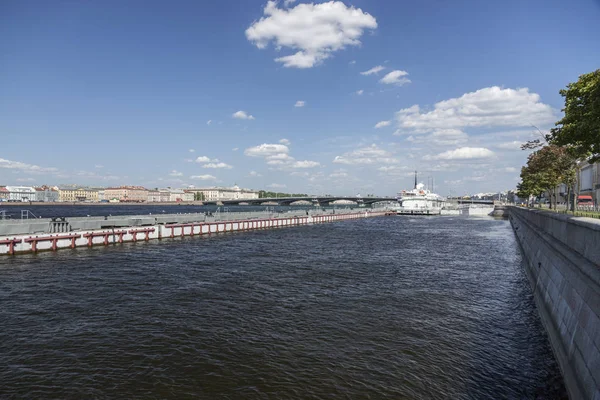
[[0, 215, 566, 399]]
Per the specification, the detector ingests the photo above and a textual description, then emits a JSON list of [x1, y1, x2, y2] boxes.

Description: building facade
[[0, 186, 8, 201], [147, 190, 161, 202], [159, 190, 171, 202], [58, 187, 99, 202], [166, 189, 185, 202], [104, 186, 148, 202], [579, 160, 600, 205], [34, 187, 59, 202], [182, 191, 194, 202], [187, 185, 259, 201], [5, 186, 37, 202]]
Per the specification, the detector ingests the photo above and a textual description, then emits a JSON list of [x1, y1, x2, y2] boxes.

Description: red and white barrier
[[1, 211, 389, 255]]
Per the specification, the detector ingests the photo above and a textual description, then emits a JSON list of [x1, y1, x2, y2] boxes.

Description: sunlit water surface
[[0, 216, 566, 399]]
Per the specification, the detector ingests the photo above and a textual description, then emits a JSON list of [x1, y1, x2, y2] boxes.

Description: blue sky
[[1, 0, 599, 196]]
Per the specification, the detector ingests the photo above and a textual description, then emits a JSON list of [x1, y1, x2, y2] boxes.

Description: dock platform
[[0, 209, 390, 256]]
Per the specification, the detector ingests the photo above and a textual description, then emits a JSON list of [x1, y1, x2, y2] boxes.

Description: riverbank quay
[[0, 201, 207, 206], [509, 206, 600, 399], [0, 209, 389, 256]]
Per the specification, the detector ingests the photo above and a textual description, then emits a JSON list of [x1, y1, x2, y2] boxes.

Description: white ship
[[395, 172, 446, 215]]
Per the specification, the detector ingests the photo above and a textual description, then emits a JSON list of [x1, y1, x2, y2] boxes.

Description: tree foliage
[[517, 145, 576, 207], [258, 190, 308, 198], [548, 69, 600, 162], [194, 192, 205, 201]]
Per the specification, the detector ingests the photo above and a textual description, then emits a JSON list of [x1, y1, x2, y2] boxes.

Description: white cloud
[[74, 170, 121, 181], [249, 170, 262, 177], [267, 183, 287, 188], [246, 1, 377, 68], [267, 159, 286, 166], [284, 0, 297, 6], [95, 165, 104, 169], [291, 171, 310, 178], [169, 170, 183, 177], [268, 153, 293, 161], [495, 141, 523, 150], [189, 149, 195, 153], [396, 87, 555, 133], [195, 156, 212, 163], [349, 60, 356, 65], [190, 174, 217, 181], [502, 167, 518, 172], [379, 70, 411, 86], [329, 170, 348, 178], [377, 165, 410, 172], [294, 100, 305, 108], [244, 143, 289, 157], [333, 144, 398, 165], [374, 120, 391, 129], [202, 162, 233, 169], [244, 141, 319, 172], [425, 147, 495, 160], [291, 160, 321, 168], [275, 52, 328, 68], [16, 177, 35, 182], [207, 120, 212, 125], [0, 157, 58, 174], [232, 110, 255, 120], [232, 147, 239, 151], [405, 129, 469, 146], [356, 89, 364, 95], [361, 65, 385, 75]]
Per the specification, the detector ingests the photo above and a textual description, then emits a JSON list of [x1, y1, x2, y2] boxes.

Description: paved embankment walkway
[[0, 210, 389, 256]]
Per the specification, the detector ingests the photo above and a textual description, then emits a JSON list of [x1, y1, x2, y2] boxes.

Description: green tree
[[194, 192, 205, 201], [258, 190, 308, 198], [548, 69, 600, 162], [517, 145, 576, 209]]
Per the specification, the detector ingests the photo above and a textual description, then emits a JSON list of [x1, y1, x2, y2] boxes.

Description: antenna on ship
[[414, 170, 417, 189]]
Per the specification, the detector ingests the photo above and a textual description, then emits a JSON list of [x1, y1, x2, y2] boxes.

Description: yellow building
[[58, 187, 99, 202]]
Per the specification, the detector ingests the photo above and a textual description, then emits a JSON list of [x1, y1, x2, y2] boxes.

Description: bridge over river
[[202, 196, 397, 206], [202, 196, 495, 207]]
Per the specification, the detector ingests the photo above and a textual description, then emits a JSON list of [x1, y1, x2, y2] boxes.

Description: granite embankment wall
[[509, 207, 600, 399], [0, 210, 388, 256]]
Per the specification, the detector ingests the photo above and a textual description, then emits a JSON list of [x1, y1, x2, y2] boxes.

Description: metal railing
[[21, 210, 38, 220]]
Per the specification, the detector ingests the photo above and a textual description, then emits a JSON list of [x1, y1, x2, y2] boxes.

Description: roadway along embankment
[[0, 210, 389, 256], [509, 206, 600, 400]]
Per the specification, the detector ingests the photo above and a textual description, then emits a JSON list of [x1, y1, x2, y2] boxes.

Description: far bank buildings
[[0, 185, 259, 203]]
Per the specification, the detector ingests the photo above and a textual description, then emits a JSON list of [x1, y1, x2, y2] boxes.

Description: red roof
[[578, 195, 593, 200]]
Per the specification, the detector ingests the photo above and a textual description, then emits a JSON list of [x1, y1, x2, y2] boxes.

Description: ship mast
[[414, 170, 417, 189]]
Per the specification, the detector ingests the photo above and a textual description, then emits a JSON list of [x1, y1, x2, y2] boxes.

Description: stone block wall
[[510, 207, 600, 399]]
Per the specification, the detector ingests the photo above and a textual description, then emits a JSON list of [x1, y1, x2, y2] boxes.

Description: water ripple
[[0, 216, 566, 399]]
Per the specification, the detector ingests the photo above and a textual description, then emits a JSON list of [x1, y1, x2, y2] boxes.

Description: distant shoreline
[[0, 201, 208, 207]]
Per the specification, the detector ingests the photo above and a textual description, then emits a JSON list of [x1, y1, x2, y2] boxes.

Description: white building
[[183, 191, 194, 202], [165, 188, 185, 202], [188, 185, 259, 201], [34, 188, 59, 202], [5, 186, 36, 202], [147, 190, 161, 202]]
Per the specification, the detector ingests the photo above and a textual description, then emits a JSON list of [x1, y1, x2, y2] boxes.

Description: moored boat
[[394, 172, 445, 215]]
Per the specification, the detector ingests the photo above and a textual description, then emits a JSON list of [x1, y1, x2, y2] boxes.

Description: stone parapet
[[510, 207, 600, 399]]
